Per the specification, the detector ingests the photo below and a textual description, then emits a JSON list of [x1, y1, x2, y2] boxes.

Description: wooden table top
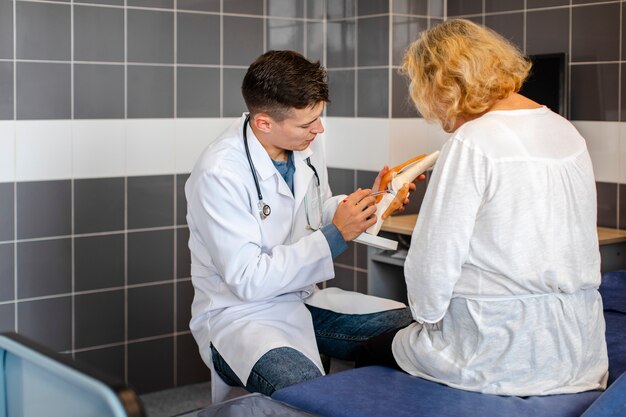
[[381, 214, 626, 246]]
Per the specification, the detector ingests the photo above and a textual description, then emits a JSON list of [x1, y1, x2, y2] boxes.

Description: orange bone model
[[376, 154, 426, 203], [381, 183, 410, 220]]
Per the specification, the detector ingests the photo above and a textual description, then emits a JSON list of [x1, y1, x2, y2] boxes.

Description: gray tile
[[0, 182, 13, 241], [177, 0, 220, 12], [358, 0, 388, 15], [327, 0, 356, 19], [357, 68, 389, 118], [0, 303, 15, 333], [572, 0, 612, 3], [571, 64, 619, 121], [75, 290, 125, 349], [17, 180, 71, 239], [307, 22, 324, 64], [77, 0, 124, 5], [127, 65, 174, 118], [335, 241, 355, 267], [75, 345, 125, 382], [177, 12, 220, 65], [356, 240, 368, 269], [177, 227, 191, 279], [597, 182, 617, 228], [620, 184, 626, 229], [485, 12, 524, 51], [428, 0, 444, 17], [128, 283, 174, 339], [356, 270, 367, 294], [358, 16, 389, 67], [268, 0, 304, 17], [177, 67, 220, 118], [16, 62, 71, 120], [177, 333, 211, 385], [267, 19, 305, 55], [223, 68, 248, 117], [128, 0, 174, 8], [223, 0, 263, 15], [485, 0, 523, 12], [327, 20, 356, 68], [0, 61, 14, 120], [392, 70, 419, 118], [176, 174, 189, 225], [0, 243, 14, 302], [74, 6, 124, 62], [18, 238, 71, 298], [327, 70, 355, 117], [526, 8, 569, 56], [356, 170, 378, 193], [18, 296, 71, 351], [75, 234, 125, 291], [128, 337, 174, 394], [176, 280, 193, 331], [392, 16, 428, 66], [75, 177, 124, 234], [16, 2, 70, 60], [307, 0, 325, 19], [394, 0, 428, 15], [74, 64, 125, 119], [128, 230, 174, 285], [328, 167, 355, 195], [128, 175, 174, 229], [527, 0, 568, 7], [127, 9, 174, 64], [446, 0, 482, 16], [223, 16, 264, 66], [622, 64, 626, 122], [0, 0, 13, 59], [329, 265, 355, 291], [572, 3, 620, 62]]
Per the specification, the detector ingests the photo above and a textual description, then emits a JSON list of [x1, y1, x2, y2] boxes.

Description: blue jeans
[[211, 304, 413, 396]]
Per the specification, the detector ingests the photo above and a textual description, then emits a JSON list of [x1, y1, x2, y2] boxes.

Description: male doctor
[[185, 50, 413, 396]]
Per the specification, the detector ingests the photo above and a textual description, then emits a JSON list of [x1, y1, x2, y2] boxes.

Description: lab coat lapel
[[293, 148, 315, 210], [245, 120, 292, 198]]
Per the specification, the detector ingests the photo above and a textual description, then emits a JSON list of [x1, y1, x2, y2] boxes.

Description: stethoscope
[[243, 115, 323, 230]]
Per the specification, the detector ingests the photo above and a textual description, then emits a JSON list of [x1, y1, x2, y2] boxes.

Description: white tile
[[174, 118, 236, 173], [126, 119, 176, 176], [619, 123, 626, 184], [0, 121, 15, 182], [389, 118, 450, 167], [572, 121, 620, 183], [324, 117, 390, 171], [72, 120, 126, 179], [15, 120, 72, 181]]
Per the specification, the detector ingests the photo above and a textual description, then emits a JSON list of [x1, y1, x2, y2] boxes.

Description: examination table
[[271, 270, 626, 417]]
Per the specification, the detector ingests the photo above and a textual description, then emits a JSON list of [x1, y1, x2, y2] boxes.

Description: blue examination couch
[[272, 271, 626, 417]]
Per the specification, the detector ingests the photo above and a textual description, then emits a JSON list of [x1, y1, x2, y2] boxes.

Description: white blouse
[[392, 107, 609, 396]]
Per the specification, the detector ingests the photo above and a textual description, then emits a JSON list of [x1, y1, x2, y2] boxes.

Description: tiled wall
[[1, 0, 625, 395]]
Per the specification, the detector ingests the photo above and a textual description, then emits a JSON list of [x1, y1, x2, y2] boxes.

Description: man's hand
[[333, 189, 377, 241]]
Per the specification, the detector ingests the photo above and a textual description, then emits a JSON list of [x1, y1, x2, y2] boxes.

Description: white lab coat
[[185, 115, 343, 383]]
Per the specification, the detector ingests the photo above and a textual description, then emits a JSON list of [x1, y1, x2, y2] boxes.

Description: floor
[[140, 359, 354, 417]]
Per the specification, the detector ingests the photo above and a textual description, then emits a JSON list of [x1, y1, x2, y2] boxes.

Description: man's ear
[[252, 113, 273, 133]]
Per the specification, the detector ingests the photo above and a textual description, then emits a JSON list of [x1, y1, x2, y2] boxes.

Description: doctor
[[185, 50, 414, 396]]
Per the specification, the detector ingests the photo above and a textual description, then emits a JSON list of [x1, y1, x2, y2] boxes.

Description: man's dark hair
[[241, 50, 329, 121]]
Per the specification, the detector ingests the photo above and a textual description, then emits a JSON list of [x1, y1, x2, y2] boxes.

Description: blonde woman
[[356, 19, 608, 396]]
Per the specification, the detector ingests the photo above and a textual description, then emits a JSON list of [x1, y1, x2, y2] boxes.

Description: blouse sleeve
[[404, 137, 489, 323]]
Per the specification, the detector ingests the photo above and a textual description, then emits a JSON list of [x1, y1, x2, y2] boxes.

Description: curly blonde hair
[[401, 19, 531, 131]]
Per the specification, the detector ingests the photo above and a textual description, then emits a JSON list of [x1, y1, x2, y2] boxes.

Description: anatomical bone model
[[366, 151, 440, 236]]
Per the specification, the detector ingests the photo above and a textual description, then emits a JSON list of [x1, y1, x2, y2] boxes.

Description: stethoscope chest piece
[[258, 201, 271, 220]]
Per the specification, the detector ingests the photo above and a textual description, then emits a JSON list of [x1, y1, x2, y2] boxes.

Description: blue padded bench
[[272, 271, 626, 417]]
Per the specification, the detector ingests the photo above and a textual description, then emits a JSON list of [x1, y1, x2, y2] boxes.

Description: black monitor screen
[[518, 53, 567, 117]]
